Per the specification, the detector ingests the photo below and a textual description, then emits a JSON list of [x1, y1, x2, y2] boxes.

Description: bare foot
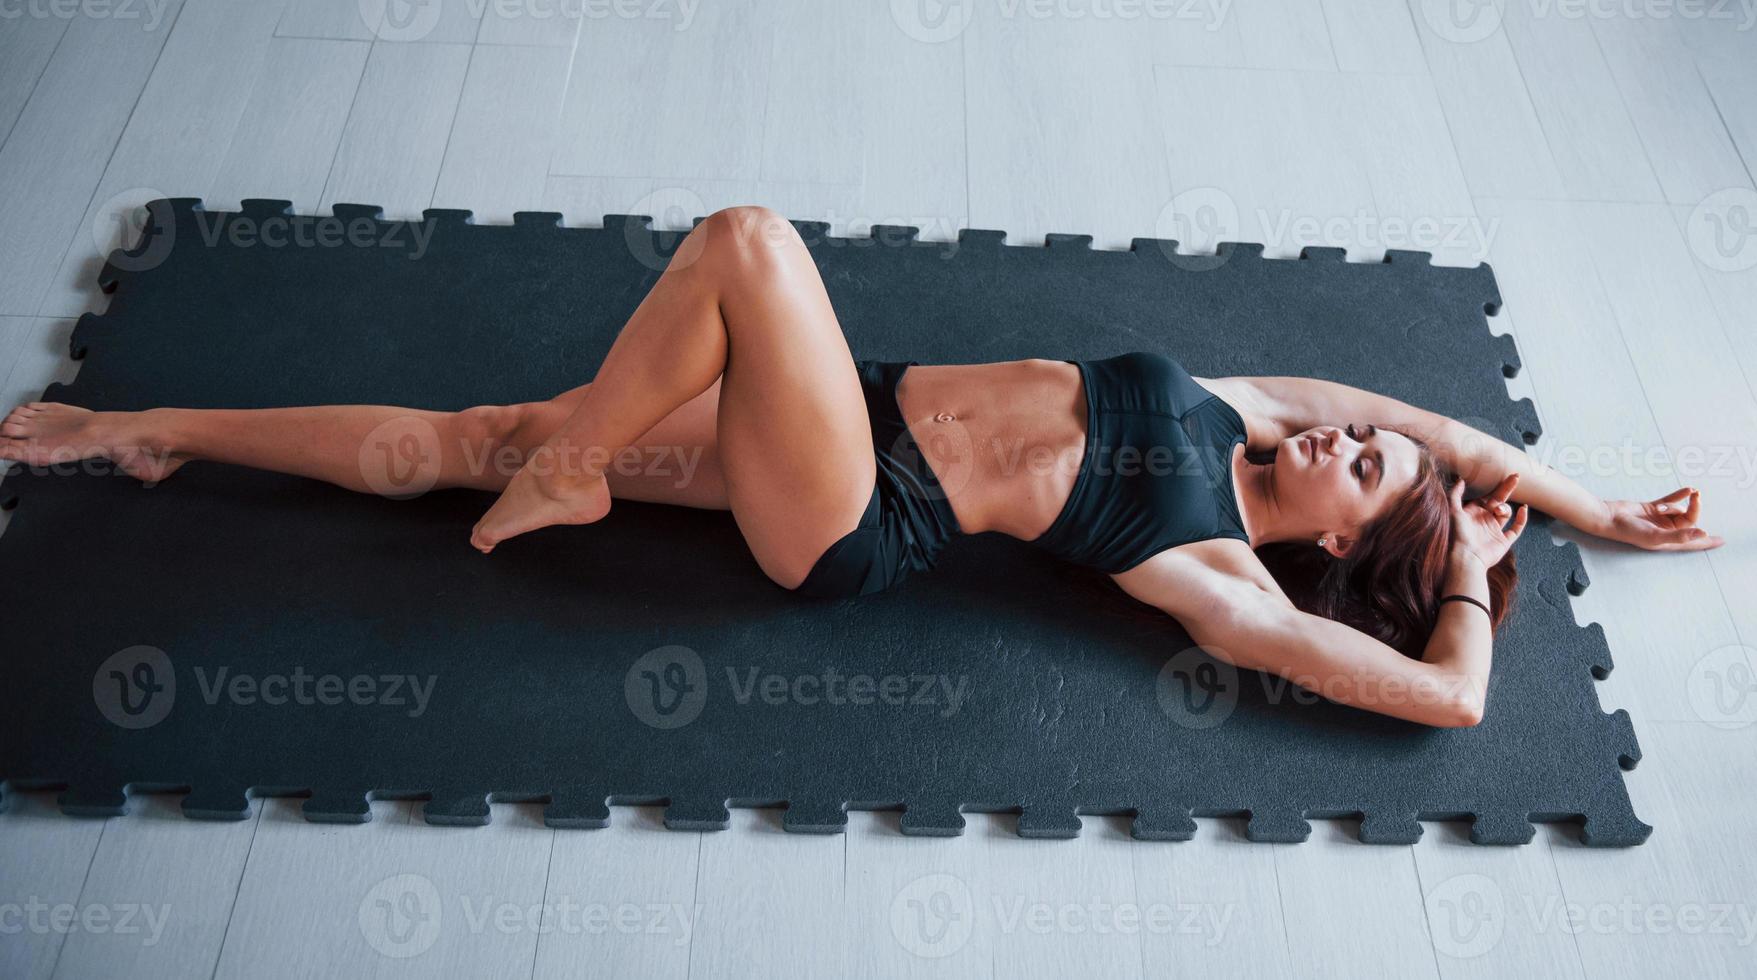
[[0, 402, 186, 485], [470, 467, 611, 553]]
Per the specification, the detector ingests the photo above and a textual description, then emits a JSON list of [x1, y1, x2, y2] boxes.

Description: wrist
[[1446, 546, 1487, 573], [1444, 547, 1489, 597]]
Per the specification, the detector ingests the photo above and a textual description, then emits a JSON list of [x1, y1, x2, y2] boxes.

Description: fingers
[[1477, 472, 1519, 508], [1652, 486, 1696, 515], [1652, 530, 1725, 552], [1450, 477, 1468, 511], [1653, 486, 1693, 507], [1641, 525, 1723, 551], [1507, 503, 1529, 539]]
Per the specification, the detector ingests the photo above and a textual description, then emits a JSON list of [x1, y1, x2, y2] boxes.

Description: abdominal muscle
[[892, 358, 1088, 539]]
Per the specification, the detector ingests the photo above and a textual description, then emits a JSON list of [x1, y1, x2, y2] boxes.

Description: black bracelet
[[1439, 594, 1492, 618]]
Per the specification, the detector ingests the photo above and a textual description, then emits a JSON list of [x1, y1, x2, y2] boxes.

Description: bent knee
[[697, 205, 804, 272]]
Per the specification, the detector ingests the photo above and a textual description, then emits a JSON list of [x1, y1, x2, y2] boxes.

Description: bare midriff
[[892, 358, 1087, 539]]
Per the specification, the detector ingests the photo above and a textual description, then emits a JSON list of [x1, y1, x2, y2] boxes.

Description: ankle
[[124, 408, 179, 456], [522, 443, 608, 492]]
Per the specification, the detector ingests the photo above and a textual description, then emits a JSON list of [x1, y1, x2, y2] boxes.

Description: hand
[[1596, 487, 1725, 552], [1449, 473, 1528, 569]]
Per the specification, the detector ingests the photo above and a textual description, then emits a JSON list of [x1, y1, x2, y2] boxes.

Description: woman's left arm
[[1207, 374, 1724, 552]]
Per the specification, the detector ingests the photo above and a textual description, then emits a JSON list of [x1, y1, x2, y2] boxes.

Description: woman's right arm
[[1120, 556, 1491, 727], [1113, 476, 1525, 728]]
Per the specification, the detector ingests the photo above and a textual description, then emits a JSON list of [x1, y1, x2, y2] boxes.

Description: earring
[[1317, 537, 1327, 548]]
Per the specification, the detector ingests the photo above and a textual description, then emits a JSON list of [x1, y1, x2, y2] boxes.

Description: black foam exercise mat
[[0, 199, 1648, 845]]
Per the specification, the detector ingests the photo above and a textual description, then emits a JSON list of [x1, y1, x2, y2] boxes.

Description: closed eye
[[1348, 424, 1383, 488]]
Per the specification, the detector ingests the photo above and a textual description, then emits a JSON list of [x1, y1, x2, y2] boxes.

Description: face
[[1274, 423, 1423, 549]]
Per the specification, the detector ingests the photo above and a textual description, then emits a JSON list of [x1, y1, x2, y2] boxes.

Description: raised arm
[[1115, 476, 1525, 728], [1201, 374, 1723, 552]]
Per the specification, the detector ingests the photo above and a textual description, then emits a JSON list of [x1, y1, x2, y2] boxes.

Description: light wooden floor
[[3, 0, 1756, 976]]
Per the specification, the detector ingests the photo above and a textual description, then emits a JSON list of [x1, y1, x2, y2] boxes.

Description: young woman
[[0, 207, 1720, 728]]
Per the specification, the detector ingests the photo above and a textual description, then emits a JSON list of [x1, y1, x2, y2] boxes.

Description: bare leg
[[4, 207, 876, 588], [0, 383, 730, 509], [470, 206, 876, 588]]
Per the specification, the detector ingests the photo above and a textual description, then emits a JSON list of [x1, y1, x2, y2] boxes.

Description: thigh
[[710, 224, 876, 588]]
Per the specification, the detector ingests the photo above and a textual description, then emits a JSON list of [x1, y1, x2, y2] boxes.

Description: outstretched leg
[[470, 205, 876, 588], [0, 383, 730, 509]]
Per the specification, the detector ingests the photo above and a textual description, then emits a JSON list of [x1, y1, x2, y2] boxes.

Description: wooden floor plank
[[1272, 823, 1437, 980], [49, 796, 258, 980], [0, 12, 72, 154], [1590, 15, 1753, 205], [213, 799, 552, 977], [320, 40, 473, 219], [685, 809, 846, 980], [38, 0, 289, 319], [1409, 5, 1566, 200], [550, 3, 770, 181], [1499, 2, 1663, 203], [0, 3, 186, 317], [530, 808, 701, 980], [0, 795, 107, 980], [205, 37, 373, 214], [965, 13, 1170, 248], [431, 43, 573, 222], [1132, 821, 1294, 978]]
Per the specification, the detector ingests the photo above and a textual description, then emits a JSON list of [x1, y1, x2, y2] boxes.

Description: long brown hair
[[1253, 433, 1517, 656]]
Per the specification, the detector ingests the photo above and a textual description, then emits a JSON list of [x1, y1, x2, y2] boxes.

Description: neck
[[1230, 443, 1317, 549]]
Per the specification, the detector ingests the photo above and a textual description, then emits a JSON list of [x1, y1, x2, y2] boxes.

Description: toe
[[469, 525, 496, 553]]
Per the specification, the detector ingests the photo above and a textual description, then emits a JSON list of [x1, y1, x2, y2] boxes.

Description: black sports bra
[[1031, 352, 1250, 574]]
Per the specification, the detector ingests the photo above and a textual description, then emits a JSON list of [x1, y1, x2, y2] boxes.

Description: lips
[[1302, 434, 1318, 461]]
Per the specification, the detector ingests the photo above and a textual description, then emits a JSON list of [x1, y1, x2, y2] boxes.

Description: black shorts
[[794, 360, 961, 598]]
